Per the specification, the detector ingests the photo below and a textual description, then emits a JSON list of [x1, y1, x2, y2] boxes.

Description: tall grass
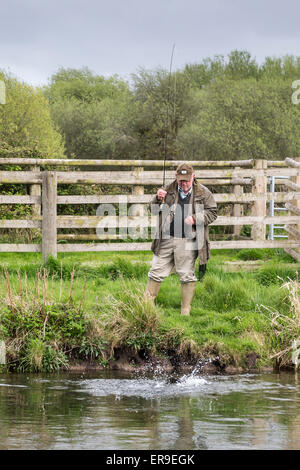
[[260, 277, 300, 368], [0, 266, 87, 371], [87, 282, 160, 357]]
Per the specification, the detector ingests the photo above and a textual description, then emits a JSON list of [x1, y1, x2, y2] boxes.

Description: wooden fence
[[0, 157, 300, 263]]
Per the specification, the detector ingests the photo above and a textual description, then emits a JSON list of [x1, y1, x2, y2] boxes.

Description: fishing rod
[[161, 43, 176, 206]]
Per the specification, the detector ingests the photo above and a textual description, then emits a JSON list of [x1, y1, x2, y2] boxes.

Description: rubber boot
[[198, 264, 207, 282], [181, 281, 196, 316], [145, 278, 161, 302]]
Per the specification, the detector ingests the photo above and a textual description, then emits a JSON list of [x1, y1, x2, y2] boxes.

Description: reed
[[260, 276, 300, 368]]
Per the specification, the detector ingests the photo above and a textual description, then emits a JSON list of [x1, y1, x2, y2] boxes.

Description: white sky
[[1, 0, 300, 86]]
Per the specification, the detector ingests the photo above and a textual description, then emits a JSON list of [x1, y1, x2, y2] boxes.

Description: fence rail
[[0, 168, 300, 184], [1, 157, 300, 262]]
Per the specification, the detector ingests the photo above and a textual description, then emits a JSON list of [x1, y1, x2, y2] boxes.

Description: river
[[0, 369, 299, 450]]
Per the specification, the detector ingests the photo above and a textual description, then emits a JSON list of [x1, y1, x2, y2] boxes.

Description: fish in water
[[166, 371, 181, 384]]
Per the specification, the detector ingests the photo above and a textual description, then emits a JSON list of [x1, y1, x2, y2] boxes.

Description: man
[[145, 163, 217, 316]]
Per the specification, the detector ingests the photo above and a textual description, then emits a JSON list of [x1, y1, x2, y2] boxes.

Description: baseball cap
[[175, 163, 194, 181]]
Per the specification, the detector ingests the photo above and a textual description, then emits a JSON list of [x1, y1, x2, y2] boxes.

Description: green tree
[[260, 55, 300, 80], [131, 67, 196, 159], [45, 67, 136, 159], [177, 77, 300, 160], [184, 50, 259, 89], [0, 70, 65, 158], [225, 50, 259, 80], [184, 55, 226, 89]]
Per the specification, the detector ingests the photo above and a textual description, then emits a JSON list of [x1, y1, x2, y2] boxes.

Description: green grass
[[0, 248, 299, 372]]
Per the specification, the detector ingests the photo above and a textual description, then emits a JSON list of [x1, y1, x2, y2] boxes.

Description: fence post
[[251, 159, 268, 241], [289, 157, 300, 258], [30, 164, 41, 217], [131, 167, 146, 238], [42, 171, 57, 263], [30, 165, 41, 241], [233, 167, 243, 237]]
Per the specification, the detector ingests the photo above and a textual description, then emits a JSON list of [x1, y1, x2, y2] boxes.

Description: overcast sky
[[1, 0, 300, 87]]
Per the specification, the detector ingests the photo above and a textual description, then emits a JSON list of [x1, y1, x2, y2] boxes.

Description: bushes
[[17, 339, 68, 372], [255, 264, 299, 286], [237, 249, 265, 260], [236, 248, 296, 262]]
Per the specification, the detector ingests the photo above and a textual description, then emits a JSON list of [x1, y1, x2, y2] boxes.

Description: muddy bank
[[67, 348, 275, 375]]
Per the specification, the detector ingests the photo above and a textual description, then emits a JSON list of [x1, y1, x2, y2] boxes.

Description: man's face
[[178, 174, 194, 193]]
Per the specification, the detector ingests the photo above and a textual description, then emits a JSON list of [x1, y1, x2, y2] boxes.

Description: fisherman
[[145, 163, 217, 316]]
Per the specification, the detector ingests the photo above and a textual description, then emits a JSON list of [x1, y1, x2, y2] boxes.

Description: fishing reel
[[158, 186, 167, 211]]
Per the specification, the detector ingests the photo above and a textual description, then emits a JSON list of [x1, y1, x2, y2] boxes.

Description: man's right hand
[[157, 188, 167, 201]]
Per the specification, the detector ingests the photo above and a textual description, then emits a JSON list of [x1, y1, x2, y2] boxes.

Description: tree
[[0, 70, 65, 158], [260, 55, 300, 80], [225, 50, 259, 80], [184, 55, 226, 89], [177, 77, 300, 161], [45, 67, 136, 159], [184, 50, 259, 89], [131, 67, 196, 159]]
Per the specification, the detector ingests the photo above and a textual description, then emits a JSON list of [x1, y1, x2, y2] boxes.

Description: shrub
[[237, 249, 264, 260], [255, 264, 299, 286]]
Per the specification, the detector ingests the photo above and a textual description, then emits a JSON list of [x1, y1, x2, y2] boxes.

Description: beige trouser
[[148, 237, 198, 283]]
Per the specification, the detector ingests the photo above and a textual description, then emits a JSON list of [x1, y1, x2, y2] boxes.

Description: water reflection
[[0, 371, 299, 449]]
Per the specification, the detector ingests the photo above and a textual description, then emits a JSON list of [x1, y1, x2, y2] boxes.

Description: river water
[[1, 369, 300, 450]]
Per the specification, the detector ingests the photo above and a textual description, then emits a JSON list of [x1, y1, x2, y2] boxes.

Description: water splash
[[79, 364, 209, 399]]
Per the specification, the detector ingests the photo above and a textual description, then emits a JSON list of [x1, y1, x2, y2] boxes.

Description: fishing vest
[[169, 191, 194, 238]]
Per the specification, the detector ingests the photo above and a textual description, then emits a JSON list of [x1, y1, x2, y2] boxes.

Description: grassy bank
[[0, 249, 299, 373]]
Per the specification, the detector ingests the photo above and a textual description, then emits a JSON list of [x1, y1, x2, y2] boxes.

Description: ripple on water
[[0, 383, 28, 388]]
